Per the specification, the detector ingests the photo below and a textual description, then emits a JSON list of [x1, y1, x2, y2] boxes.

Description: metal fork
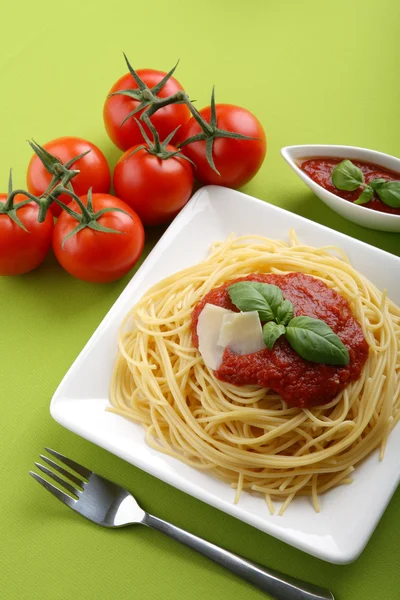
[[30, 449, 334, 600]]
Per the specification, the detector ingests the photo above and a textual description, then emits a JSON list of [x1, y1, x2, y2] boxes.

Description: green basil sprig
[[331, 159, 364, 191], [227, 281, 283, 322], [373, 180, 400, 208], [370, 178, 387, 191], [331, 159, 400, 208], [227, 281, 350, 366], [263, 322, 286, 349], [285, 316, 350, 365], [276, 299, 294, 325], [354, 186, 374, 205]]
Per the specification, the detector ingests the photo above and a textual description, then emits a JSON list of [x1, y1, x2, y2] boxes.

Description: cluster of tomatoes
[[0, 55, 266, 283]]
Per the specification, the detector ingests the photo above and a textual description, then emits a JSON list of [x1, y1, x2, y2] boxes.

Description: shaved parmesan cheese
[[197, 304, 266, 371], [197, 304, 234, 370], [218, 311, 265, 355]]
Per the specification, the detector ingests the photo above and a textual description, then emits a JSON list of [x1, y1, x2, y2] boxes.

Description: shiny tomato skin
[[180, 104, 266, 188], [0, 194, 53, 275], [103, 69, 190, 151], [27, 137, 111, 217], [52, 194, 144, 283], [113, 145, 194, 226]]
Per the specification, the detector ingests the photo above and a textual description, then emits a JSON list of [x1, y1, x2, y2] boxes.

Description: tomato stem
[[138, 117, 163, 154], [128, 116, 195, 167], [0, 170, 41, 231], [34, 169, 81, 222], [1, 143, 90, 229], [142, 90, 189, 121], [28, 140, 85, 181], [111, 54, 184, 128], [55, 187, 133, 249], [177, 87, 259, 174], [138, 83, 258, 174], [58, 187, 94, 222], [5, 190, 39, 211], [112, 55, 259, 174], [184, 99, 214, 136], [27, 139, 84, 221]]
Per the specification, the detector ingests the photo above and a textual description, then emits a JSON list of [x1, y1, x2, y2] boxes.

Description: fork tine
[[39, 455, 84, 488], [45, 448, 92, 479], [35, 463, 80, 497], [29, 471, 77, 508]]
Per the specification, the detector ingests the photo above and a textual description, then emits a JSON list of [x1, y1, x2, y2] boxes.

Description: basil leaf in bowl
[[331, 159, 364, 191]]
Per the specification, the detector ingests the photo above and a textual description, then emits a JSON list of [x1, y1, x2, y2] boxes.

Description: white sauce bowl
[[281, 144, 400, 232]]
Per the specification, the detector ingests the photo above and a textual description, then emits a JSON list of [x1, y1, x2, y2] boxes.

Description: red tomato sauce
[[300, 157, 400, 215], [191, 273, 369, 408]]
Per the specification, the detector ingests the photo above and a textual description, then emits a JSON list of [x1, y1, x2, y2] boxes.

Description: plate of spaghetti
[[51, 185, 400, 564]]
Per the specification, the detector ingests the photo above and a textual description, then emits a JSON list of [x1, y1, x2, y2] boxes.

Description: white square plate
[[51, 185, 400, 564]]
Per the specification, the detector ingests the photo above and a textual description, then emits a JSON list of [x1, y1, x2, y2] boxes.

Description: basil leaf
[[228, 282, 274, 322], [354, 186, 374, 205], [331, 160, 364, 191], [276, 299, 294, 325], [263, 322, 286, 350], [375, 181, 400, 208], [285, 316, 350, 366], [245, 282, 283, 315], [370, 178, 387, 192]]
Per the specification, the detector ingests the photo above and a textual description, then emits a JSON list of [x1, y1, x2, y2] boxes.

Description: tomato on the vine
[[113, 145, 194, 226], [179, 104, 266, 188], [104, 69, 190, 151], [0, 194, 53, 275], [52, 193, 144, 283], [27, 137, 111, 217]]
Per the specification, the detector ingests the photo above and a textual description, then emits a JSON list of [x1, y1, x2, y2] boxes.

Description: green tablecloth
[[1, 1, 399, 598]]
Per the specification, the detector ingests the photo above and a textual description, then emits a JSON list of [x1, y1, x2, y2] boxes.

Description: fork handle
[[142, 513, 334, 600]]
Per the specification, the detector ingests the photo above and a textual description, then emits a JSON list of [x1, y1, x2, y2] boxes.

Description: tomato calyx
[[109, 53, 189, 127], [58, 188, 133, 248], [27, 140, 87, 221], [0, 170, 39, 231], [178, 88, 259, 174], [28, 139, 86, 181], [127, 118, 195, 165]]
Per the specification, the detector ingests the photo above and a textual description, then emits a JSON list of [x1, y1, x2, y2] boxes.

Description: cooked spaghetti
[[109, 233, 400, 514]]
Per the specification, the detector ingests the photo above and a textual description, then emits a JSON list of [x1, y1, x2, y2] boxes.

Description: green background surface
[[1, 1, 399, 599]]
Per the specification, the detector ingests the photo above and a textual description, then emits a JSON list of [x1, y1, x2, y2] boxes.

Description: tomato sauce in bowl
[[300, 157, 400, 215]]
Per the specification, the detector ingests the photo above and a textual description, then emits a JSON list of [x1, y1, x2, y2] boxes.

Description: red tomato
[[52, 193, 145, 283], [0, 194, 53, 275], [113, 146, 194, 226], [27, 137, 111, 217], [179, 104, 266, 188], [104, 69, 190, 151]]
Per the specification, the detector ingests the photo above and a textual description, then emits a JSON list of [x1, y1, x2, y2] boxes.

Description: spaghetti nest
[[110, 234, 400, 514]]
